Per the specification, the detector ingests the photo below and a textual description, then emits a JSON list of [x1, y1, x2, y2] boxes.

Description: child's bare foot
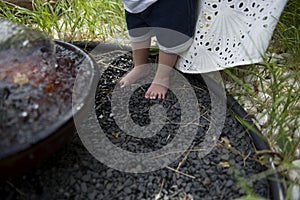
[[145, 83, 168, 99], [119, 65, 151, 88], [144, 51, 177, 100], [145, 76, 169, 99]]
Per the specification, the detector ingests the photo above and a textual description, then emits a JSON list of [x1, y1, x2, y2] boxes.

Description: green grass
[[0, 0, 126, 41], [224, 0, 300, 198], [272, 0, 300, 67], [1, 0, 299, 198]]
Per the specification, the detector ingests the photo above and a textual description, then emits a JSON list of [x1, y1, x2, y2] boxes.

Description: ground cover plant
[[0, 0, 299, 199], [223, 0, 300, 198]]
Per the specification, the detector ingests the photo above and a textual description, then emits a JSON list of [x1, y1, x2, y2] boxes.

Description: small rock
[[81, 183, 88, 193], [225, 180, 234, 187], [203, 178, 212, 185], [82, 174, 91, 182]]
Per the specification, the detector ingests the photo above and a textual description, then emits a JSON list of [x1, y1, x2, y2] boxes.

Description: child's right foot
[[119, 65, 151, 88]]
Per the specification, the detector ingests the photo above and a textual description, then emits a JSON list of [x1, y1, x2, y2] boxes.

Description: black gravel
[[0, 51, 269, 200]]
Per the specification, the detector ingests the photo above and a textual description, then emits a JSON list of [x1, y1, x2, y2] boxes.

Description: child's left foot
[[145, 77, 169, 99], [144, 51, 177, 100], [145, 83, 168, 99]]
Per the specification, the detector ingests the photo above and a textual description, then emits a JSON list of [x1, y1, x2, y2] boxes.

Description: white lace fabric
[[176, 0, 288, 73]]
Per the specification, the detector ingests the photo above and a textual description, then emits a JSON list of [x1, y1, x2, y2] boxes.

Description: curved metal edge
[[69, 41, 131, 54], [0, 40, 97, 178], [201, 75, 285, 200], [189, 73, 285, 200], [71, 41, 285, 200], [227, 95, 285, 200]]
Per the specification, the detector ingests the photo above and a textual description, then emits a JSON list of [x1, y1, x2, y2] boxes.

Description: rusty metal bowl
[[0, 41, 98, 178]]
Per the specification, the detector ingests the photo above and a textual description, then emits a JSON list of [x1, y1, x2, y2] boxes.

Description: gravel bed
[[0, 51, 269, 200]]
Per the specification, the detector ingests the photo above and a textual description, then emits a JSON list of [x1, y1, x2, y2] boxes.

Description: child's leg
[[119, 39, 151, 88], [145, 50, 178, 99]]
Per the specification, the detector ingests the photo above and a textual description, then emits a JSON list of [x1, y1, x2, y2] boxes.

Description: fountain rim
[[0, 40, 96, 160]]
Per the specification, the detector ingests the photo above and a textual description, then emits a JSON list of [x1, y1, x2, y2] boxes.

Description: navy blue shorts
[[125, 0, 198, 53]]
